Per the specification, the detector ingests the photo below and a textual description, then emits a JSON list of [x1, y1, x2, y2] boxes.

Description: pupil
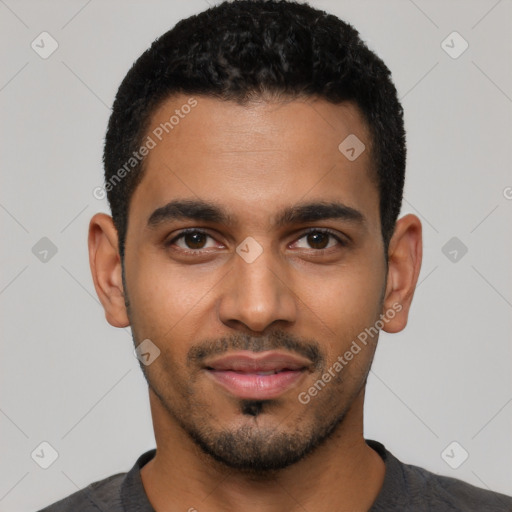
[[308, 232, 328, 249], [186, 232, 206, 249]]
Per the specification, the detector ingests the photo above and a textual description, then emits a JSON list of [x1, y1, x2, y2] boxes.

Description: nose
[[217, 243, 297, 333]]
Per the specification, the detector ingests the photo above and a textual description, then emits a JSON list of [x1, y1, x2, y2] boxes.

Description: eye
[[165, 227, 346, 255], [167, 229, 220, 252], [292, 229, 345, 251]]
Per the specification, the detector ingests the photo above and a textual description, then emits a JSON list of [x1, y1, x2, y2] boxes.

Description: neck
[[140, 388, 385, 512]]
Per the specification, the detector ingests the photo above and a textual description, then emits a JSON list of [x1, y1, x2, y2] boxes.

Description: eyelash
[[165, 227, 346, 255]]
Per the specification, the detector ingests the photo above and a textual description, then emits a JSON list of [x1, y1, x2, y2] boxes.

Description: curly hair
[[103, 0, 406, 261]]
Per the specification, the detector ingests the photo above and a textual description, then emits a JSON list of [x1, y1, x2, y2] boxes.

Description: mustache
[[187, 329, 324, 370]]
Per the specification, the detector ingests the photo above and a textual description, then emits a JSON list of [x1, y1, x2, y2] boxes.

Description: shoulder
[[367, 440, 512, 512], [402, 460, 512, 511], [37, 472, 126, 512], [390, 452, 512, 512]]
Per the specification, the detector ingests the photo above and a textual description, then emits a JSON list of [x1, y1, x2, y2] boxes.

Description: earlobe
[[382, 214, 422, 334], [88, 213, 130, 328]]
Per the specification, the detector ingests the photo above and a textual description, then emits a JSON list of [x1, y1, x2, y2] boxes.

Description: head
[[89, 0, 422, 474], [103, 0, 406, 261]]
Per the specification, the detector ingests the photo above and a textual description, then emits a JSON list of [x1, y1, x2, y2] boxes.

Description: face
[[91, 94, 420, 474]]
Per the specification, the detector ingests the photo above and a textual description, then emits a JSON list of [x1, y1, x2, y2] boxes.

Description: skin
[[88, 94, 422, 512]]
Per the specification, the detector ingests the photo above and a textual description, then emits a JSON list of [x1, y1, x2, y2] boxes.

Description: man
[[39, 0, 512, 510]]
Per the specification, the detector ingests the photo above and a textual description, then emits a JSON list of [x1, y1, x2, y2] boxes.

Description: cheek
[[126, 249, 220, 339], [295, 262, 384, 329], [291, 257, 385, 372]]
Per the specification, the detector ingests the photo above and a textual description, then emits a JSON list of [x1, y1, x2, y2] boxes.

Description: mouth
[[205, 369, 308, 400], [203, 351, 311, 400]]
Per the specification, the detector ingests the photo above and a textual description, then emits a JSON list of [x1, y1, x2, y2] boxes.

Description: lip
[[203, 351, 312, 372], [203, 351, 311, 399]]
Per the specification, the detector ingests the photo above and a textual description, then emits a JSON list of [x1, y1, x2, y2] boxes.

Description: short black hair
[[103, 0, 405, 261]]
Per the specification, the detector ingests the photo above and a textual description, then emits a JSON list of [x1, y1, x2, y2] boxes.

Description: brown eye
[[182, 232, 208, 249], [293, 229, 343, 251], [306, 232, 330, 249], [167, 230, 218, 252]]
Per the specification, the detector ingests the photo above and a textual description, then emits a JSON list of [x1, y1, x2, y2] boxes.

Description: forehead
[[128, 94, 379, 234]]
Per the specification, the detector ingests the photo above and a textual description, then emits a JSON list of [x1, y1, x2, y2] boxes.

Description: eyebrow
[[147, 198, 365, 229]]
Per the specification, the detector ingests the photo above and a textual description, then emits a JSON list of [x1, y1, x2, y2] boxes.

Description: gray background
[[1, 0, 511, 510]]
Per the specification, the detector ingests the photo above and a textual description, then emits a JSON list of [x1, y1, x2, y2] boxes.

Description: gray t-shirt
[[38, 439, 512, 511]]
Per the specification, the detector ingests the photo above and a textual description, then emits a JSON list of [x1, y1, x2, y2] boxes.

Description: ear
[[88, 213, 130, 328], [381, 214, 422, 333]]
